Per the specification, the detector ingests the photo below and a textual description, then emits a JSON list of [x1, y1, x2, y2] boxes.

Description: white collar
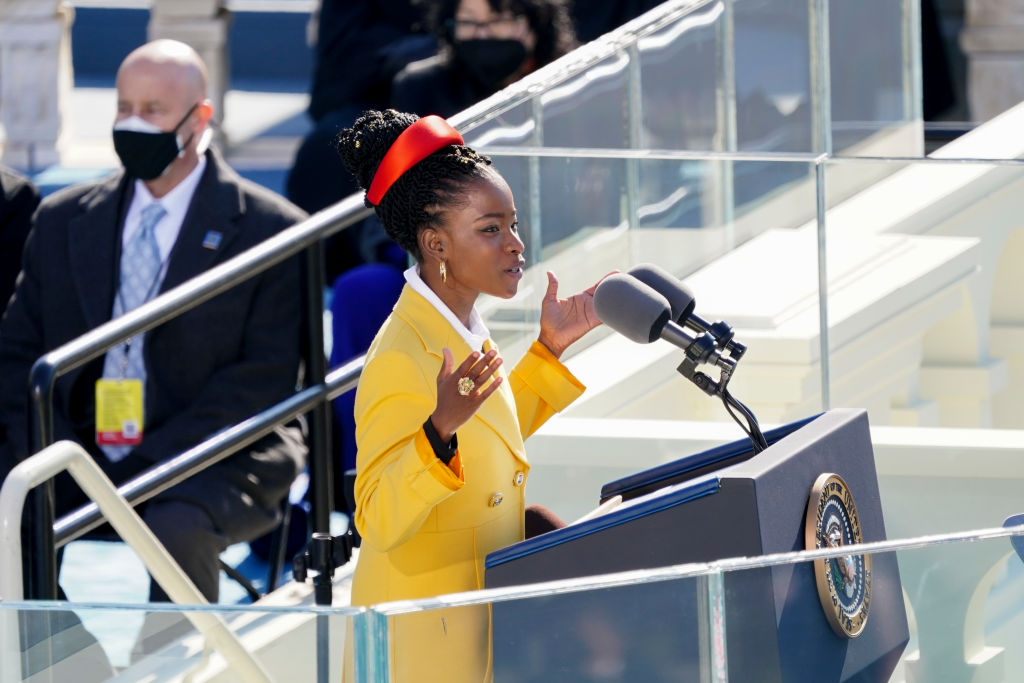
[[131, 154, 207, 213], [125, 155, 207, 262], [404, 265, 491, 352]]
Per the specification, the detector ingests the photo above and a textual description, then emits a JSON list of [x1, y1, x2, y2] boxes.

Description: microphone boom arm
[[663, 322, 769, 453], [688, 313, 746, 361]]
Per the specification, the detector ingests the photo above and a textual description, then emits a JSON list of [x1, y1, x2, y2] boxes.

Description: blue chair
[[329, 263, 405, 512]]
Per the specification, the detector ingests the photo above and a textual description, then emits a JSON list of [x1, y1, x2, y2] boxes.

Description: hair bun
[[336, 109, 420, 196]]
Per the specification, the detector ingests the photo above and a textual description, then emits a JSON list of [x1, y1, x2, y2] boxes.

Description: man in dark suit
[[0, 39, 307, 604], [0, 166, 41, 315]]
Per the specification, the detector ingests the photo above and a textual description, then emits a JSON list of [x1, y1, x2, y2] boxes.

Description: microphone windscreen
[[593, 273, 671, 344], [628, 263, 696, 323]]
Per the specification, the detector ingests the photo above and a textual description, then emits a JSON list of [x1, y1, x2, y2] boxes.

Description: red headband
[[366, 115, 465, 206]]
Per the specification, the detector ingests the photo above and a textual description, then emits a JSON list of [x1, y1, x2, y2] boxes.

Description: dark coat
[[0, 150, 306, 526], [571, 0, 664, 44], [309, 0, 434, 121], [390, 54, 491, 119], [0, 166, 40, 316]]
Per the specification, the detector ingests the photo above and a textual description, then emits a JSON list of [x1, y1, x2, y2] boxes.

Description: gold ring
[[457, 377, 475, 396]]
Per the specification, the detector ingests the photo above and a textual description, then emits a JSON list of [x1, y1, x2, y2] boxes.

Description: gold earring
[[439, 260, 447, 284]]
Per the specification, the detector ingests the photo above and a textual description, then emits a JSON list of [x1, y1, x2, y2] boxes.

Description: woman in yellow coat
[[336, 109, 603, 681]]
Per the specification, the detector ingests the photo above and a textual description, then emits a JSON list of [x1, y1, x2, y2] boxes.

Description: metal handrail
[[22, 0, 708, 599], [53, 357, 363, 546], [368, 522, 1024, 615], [26, 0, 758, 596], [24, 0, 876, 602], [25, 193, 372, 600], [28, 193, 368, 447], [0, 441, 273, 683]]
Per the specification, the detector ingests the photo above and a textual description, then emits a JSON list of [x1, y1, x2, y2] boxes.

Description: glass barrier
[[367, 575, 714, 682], [453, 0, 920, 159], [718, 532, 1024, 683], [361, 525, 1024, 682], [822, 156, 1024, 431], [0, 599, 361, 683], [828, 0, 921, 156], [442, 0, 923, 293], [477, 151, 1024, 432], [472, 150, 824, 421]]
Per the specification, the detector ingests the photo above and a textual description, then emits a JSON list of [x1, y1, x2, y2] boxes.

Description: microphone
[[627, 263, 746, 360], [593, 273, 730, 371], [626, 263, 695, 324], [596, 273, 765, 452]]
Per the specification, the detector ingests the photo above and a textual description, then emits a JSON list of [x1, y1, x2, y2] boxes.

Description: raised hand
[[430, 347, 504, 441], [537, 271, 608, 358]]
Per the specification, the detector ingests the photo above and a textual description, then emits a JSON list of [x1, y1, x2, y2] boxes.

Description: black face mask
[[452, 39, 528, 90], [112, 104, 198, 181]]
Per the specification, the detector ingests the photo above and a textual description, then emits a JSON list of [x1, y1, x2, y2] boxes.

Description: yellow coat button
[[513, 472, 525, 487], [488, 493, 504, 507]]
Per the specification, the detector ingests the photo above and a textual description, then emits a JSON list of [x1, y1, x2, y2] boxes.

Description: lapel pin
[[202, 230, 223, 250]]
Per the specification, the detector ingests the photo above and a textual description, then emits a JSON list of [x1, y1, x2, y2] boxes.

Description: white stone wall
[[0, 0, 232, 168], [148, 0, 229, 129], [0, 1, 73, 169]]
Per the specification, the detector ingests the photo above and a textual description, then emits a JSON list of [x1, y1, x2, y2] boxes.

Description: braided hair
[[336, 109, 493, 261]]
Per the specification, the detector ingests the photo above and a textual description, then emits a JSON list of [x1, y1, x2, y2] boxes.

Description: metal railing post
[[698, 570, 728, 682], [304, 241, 334, 551], [365, 608, 391, 683], [626, 43, 643, 237], [815, 158, 831, 410], [808, 0, 833, 155], [714, 0, 737, 245], [25, 378, 58, 601], [528, 97, 544, 258]]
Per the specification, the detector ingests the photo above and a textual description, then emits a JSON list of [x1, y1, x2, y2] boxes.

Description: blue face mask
[[112, 104, 197, 180]]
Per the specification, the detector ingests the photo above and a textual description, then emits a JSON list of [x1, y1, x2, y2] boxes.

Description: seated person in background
[[337, 108, 604, 681], [391, 0, 577, 118], [570, 0, 664, 43], [0, 39, 306, 606], [0, 165, 41, 315], [287, 0, 435, 280]]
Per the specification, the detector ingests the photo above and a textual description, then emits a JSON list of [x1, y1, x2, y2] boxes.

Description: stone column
[[0, 1, 74, 170], [148, 0, 230, 129], [960, 0, 1024, 121]]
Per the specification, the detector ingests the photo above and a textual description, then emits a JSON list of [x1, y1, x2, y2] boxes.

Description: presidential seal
[[804, 472, 871, 638]]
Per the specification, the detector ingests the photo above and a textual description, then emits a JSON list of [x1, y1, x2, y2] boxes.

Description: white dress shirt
[[121, 155, 207, 283], [404, 265, 491, 352]]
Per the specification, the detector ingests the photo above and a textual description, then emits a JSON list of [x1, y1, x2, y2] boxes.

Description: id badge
[[95, 378, 144, 446]]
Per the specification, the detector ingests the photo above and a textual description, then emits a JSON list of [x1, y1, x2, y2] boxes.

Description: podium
[[485, 409, 909, 682]]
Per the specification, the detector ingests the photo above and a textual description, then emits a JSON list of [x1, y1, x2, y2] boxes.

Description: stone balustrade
[[148, 0, 229, 128], [0, 0, 231, 168], [0, 1, 74, 169]]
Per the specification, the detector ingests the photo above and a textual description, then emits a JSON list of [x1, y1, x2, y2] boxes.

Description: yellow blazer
[[349, 284, 584, 682]]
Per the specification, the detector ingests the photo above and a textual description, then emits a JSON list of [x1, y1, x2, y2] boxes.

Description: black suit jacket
[[0, 166, 41, 316], [0, 151, 307, 519]]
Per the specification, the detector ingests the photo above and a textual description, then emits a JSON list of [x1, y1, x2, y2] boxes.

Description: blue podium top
[[486, 473, 721, 569], [486, 413, 822, 570]]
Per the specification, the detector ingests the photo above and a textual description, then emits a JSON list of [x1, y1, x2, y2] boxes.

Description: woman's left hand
[[537, 271, 609, 358]]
